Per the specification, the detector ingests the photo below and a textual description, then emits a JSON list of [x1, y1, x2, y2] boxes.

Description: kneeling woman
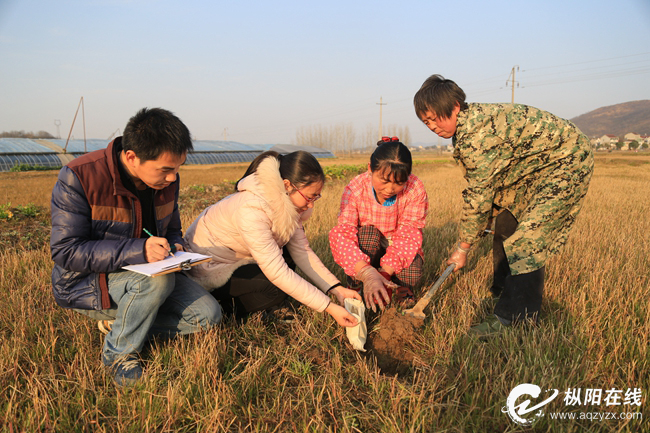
[[329, 137, 429, 312], [184, 151, 360, 327]]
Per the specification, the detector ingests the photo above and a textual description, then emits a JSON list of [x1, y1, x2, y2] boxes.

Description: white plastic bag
[[344, 298, 367, 352]]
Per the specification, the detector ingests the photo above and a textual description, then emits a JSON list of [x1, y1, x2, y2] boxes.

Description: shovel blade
[[401, 263, 456, 321], [402, 308, 426, 320]]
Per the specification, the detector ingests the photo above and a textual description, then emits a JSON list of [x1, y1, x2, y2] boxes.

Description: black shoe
[[494, 267, 544, 323]]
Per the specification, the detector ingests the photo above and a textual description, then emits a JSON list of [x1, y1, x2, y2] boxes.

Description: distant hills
[[570, 100, 650, 138]]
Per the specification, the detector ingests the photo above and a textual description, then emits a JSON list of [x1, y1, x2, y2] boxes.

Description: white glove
[[356, 266, 398, 313]]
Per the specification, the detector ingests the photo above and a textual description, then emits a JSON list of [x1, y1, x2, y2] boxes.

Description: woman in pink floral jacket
[[329, 137, 429, 312]]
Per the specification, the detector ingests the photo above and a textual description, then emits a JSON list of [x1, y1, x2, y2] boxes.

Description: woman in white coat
[[184, 151, 361, 327]]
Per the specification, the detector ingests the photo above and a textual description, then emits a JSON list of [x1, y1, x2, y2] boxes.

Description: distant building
[[593, 134, 618, 149], [599, 134, 618, 144], [621, 132, 650, 150], [407, 145, 425, 152]]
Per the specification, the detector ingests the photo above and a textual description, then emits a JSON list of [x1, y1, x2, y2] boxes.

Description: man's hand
[[145, 236, 172, 262]]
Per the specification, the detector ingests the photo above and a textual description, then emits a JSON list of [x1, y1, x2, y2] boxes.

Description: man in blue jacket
[[50, 107, 222, 386]]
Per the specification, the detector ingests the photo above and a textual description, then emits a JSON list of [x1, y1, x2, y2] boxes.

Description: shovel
[[403, 263, 456, 320]]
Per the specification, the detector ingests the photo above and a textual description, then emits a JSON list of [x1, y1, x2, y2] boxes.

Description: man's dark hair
[[122, 107, 193, 161], [370, 138, 412, 184], [414, 74, 468, 119]]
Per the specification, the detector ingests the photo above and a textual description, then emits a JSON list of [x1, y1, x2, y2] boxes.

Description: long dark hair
[[235, 150, 325, 191], [369, 137, 412, 183]]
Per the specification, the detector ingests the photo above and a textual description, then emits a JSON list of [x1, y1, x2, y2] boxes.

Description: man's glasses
[[291, 183, 321, 203]]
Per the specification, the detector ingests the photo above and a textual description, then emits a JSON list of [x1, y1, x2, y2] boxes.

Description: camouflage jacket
[[452, 103, 592, 245]]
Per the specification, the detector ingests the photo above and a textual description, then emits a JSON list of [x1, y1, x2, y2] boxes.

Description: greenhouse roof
[[0, 138, 267, 154], [0, 138, 55, 154], [191, 140, 263, 152], [0, 138, 334, 172], [46, 139, 122, 153]]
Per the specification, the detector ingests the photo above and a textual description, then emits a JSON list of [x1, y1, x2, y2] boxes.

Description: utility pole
[[107, 128, 121, 140], [377, 97, 387, 141], [506, 66, 519, 104], [223, 128, 228, 141], [64, 96, 86, 153], [54, 119, 61, 139]]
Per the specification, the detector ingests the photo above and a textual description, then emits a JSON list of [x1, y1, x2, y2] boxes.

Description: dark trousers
[[347, 225, 423, 290], [491, 210, 545, 322], [212, 249, 294, 319]]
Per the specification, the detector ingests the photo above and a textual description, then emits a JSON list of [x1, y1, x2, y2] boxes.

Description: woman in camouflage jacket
[[414, 74, 593, 337]]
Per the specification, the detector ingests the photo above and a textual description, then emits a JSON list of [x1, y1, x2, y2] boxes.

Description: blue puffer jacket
[[50, 138, 183, 310]]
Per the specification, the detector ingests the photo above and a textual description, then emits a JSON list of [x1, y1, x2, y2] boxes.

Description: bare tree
[[385, 124, 412, 146], [294, 122, 357, 155], [0, 130, 55, 139], [332, 123, 356, 155], [361, 123, 375, 151], [399, 126, 412, 146], [294, 122, 412, 155]]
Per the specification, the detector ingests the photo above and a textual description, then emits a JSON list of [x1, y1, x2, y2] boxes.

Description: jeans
[[75, 271, 222, 363]]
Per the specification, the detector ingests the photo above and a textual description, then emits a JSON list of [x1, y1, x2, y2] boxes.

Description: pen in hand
[[143, 228, 176, 257]]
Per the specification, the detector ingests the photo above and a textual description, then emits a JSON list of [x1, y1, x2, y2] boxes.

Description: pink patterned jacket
[[329, 171, 428, 278]]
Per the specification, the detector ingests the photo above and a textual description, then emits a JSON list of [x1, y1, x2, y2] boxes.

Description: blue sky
[[1, 0, 649, 145]]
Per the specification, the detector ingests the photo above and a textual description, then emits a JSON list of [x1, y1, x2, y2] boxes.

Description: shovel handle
[[411, 263, 456, 310]]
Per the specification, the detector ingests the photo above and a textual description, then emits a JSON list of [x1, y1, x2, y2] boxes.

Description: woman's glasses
[[291, 183, 321, 203]]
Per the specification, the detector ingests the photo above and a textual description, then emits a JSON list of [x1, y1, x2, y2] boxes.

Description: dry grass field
[[0, 153, 647, 432]]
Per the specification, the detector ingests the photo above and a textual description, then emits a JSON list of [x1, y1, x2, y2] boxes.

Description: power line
[[231, 52, 650, 141], [523, 51, 650, 72], [461, 53, 650, 99], [523, 58, 650, 80], [524, 66, 650, 88], [231, 97, 377, 139]]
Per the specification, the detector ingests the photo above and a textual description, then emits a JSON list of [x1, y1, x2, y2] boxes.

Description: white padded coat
[[184, 156, 339, 312]]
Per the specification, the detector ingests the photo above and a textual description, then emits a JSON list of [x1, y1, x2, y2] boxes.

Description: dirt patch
[[366, 307, 424, 376], [303, 347, 329, 367]]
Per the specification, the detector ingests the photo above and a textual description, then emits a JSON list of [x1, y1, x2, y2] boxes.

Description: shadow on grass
[[436, 294, 600, 431]]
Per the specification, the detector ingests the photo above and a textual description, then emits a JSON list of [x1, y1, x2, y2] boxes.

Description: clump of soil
[[366, 307, 424, 375]]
